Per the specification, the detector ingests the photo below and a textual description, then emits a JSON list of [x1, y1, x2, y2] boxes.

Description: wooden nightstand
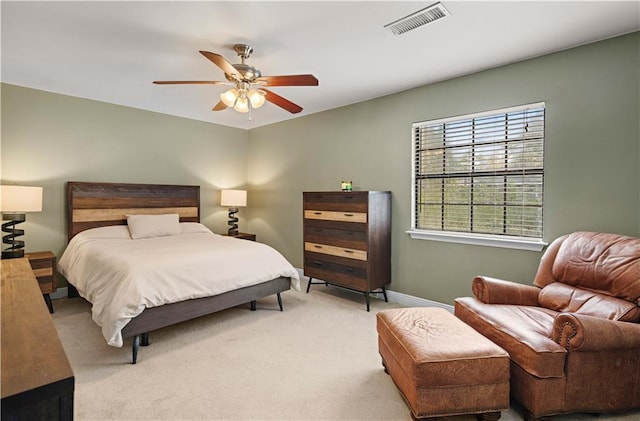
[[25, 251, 57, 314], [223, 232, 256, 241]]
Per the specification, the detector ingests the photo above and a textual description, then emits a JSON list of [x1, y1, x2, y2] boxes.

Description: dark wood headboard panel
[[67, 182, 200, 241]]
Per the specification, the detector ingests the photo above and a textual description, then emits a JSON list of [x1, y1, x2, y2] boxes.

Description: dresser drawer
[[303, 192, 368, 212], [304, 210, 367, 223], [304, 226, 367, 250], [304, 257, 368, 291], [33, 270, 55, 294], [305, 242, 367, 261]]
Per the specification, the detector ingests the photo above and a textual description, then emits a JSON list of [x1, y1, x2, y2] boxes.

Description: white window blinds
[[412, 103, 545, 239]]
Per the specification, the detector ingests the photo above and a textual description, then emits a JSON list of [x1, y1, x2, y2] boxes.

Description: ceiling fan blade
[[153, 80, 229, 85], [256, 74, 318, 86], [263, 89, 303, 114], [199, 51, 241, 80], [212, 101, 227, 111]]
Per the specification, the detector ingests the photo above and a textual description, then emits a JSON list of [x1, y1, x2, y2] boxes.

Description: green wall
[[2, 32, 638, 305], [247, 32, 640, 304], [1, 84, 249, 259]]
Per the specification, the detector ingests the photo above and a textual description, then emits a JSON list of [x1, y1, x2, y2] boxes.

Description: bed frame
[[66, 181, 291, 364]]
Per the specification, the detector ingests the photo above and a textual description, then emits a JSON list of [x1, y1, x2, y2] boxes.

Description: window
[[409, 103, 546, 251]]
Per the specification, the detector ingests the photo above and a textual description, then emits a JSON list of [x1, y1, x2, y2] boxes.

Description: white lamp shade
[[1, 185, 43, 213], [220, 190, 247, 207]]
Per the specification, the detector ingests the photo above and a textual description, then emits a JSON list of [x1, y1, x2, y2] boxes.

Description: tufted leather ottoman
[[376, 307, 510, 420]]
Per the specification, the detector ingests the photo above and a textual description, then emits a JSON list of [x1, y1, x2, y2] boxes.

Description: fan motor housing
[[227, 63, 261, 82]]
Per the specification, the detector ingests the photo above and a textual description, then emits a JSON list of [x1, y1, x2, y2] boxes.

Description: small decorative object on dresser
[[303, 191, 391, 311], [25, 251, 57, 313]]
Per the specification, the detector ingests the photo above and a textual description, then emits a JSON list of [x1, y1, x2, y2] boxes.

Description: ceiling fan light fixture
[[220, 88, 239, 107], [248, 89, 266, 108], [154, 44, 317, 115]]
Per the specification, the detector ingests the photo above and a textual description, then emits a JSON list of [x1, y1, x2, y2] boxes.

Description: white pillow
[[127, 214, 181, 239]]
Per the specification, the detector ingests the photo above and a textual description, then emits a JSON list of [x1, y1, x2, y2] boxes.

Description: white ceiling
[[2, 1, 639, 130]]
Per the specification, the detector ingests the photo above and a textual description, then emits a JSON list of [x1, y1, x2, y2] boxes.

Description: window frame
[[407, 102, 547, 251]]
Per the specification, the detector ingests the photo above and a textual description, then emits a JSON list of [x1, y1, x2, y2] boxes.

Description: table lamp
[[220, 189, 247, 236], [1, 185, 43, 259]]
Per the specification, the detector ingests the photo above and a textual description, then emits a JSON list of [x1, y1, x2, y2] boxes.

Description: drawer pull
[[314, 245, 323, 249], [343, 250, 354, 254], [344, 213, 354, 217], [313, 261, 323, 266], [344, 268, 354, 272], [314, 212, 322, 215]]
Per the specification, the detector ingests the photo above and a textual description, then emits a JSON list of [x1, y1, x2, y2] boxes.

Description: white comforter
[[58, 223, 300, 347]]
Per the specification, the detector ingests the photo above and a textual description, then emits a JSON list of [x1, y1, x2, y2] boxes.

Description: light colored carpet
[[51, 281, 640, 421]]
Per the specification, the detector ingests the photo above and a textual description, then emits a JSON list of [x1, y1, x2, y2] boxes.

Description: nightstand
[[25, 251, 57, 313], [223, 232, 256, 241]]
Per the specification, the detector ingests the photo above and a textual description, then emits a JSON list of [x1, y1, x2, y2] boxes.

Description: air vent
[[384, 2, 450, 35]]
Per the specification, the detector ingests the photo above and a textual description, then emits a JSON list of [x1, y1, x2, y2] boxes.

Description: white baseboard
[[296, 268, 453, 312], [51, 287, 68, 300], [384, 290, 454, 312]]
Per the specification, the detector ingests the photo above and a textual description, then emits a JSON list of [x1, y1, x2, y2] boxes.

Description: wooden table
[[1, 257, 74, 420]]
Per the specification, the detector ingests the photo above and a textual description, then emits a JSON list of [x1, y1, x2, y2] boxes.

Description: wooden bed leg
[[132, 335, 140, 364], [141, 332, 150, 346], [277, 293, 283, 311], [250, 300, 257, 311]]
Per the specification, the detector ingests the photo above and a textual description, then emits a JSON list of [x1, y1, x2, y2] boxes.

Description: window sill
[[406, 230, 547, 251]]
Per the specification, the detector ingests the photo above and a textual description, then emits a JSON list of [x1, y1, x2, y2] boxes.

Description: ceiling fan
[[153, 44, 318, 115]]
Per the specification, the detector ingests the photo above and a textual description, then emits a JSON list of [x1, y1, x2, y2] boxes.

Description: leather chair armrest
[[472, 275, 540, 305], [553, 312, 640, 352]]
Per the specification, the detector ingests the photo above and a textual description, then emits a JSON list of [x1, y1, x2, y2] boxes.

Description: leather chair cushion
[[454, 297, 566, 378], [547, 232, 640, 304], [539, 282, 640, 322]]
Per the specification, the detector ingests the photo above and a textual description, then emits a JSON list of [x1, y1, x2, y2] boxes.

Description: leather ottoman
[[376, 307, 510, 420]]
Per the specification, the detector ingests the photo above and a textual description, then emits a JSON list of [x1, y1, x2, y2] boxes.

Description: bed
[[59, 181, 300, 364]]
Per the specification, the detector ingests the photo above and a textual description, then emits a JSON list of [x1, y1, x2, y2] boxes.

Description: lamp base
[[1, 249, 24, 259], [227, 208, 239, 236], [2, 213, 26, 260]]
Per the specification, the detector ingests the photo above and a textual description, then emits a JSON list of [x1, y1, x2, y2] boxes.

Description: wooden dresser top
[[1, 258, 74, 399]]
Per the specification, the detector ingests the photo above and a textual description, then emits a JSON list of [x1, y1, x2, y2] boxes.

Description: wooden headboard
[[67, 181, 200, 241]]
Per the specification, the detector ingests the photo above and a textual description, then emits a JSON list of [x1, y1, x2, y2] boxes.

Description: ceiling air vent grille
[[384, 2, 450, 35]]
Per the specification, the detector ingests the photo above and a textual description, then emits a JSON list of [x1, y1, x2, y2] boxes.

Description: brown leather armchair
[[454, 232, 640, 421]]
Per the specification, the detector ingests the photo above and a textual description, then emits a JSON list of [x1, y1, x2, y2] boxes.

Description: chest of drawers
[[303, 191, 391, 311]]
